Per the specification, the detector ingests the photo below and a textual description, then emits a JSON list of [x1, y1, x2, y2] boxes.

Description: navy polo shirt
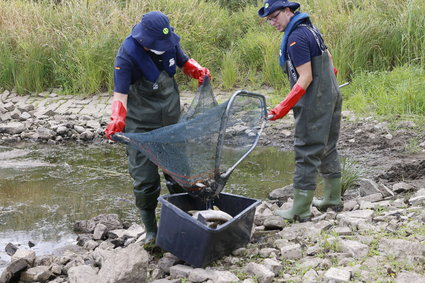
[[287, 25, 322, 68], [113, 44, 189, 94]]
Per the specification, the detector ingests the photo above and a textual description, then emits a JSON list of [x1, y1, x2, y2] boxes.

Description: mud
[[260, 110, 425, 190]]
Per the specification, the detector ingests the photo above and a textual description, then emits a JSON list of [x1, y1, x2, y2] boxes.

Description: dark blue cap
[[258, 0, 300, 17], [131, 11, 180, 51]]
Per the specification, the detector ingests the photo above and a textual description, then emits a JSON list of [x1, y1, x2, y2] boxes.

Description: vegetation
[[0, 0, 424, 116]]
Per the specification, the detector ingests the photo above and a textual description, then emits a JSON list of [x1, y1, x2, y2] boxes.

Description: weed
[[340, 156, 363, 195], [405, 137, 422, 153]]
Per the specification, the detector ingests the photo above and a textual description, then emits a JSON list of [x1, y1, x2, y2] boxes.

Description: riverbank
[[1, 89, 425, 282]]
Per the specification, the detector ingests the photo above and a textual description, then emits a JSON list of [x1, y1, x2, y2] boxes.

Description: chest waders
[[125, 71, 185, 213], [284, 28, 342, 192]]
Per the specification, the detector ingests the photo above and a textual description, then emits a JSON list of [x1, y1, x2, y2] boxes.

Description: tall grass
[[342, 65, 425, 115], [0, 0, 424, 117]]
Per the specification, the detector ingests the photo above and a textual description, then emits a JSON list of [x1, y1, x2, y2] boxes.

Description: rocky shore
[[1, 89, 425, 282]]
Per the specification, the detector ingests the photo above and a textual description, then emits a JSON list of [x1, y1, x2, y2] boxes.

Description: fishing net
[[113, 77, 267, 200]]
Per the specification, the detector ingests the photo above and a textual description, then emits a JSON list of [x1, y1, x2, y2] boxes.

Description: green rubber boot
[[140, 209, 158, 244], [275, 189, 314, 222], [312, 177, 343, 212]]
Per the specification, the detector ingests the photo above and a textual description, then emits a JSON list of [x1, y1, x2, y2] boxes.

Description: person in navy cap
[[105, 11, 211, 244], [259, 0, 343, 222]]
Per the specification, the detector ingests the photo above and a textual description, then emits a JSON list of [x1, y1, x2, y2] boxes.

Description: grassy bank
[[0, 0, 424, 115]]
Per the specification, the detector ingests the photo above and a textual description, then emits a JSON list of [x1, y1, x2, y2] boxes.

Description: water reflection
[[0, 143, 294, 266]]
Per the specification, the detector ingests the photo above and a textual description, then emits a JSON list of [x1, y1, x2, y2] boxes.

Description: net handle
[[212, 90, 268, 196]]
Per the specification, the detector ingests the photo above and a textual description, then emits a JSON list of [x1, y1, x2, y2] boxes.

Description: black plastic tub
[[156, 192, 261, 268]]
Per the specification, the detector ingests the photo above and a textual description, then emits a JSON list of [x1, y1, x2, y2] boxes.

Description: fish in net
[[113, 76, 267, 201]]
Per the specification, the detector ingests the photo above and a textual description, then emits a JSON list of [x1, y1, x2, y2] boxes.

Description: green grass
[[342, 65, 425, 116], [340, 157, 363, 195], [0, 0, 424, 118]]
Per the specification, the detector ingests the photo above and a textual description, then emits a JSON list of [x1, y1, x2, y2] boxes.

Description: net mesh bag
[[113, 77, 267, 199]]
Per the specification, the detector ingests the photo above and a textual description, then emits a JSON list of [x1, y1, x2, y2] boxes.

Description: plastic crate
[[156, 192, 260, 268]]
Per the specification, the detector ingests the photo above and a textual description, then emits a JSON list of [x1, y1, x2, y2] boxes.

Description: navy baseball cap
[[258, 0, 300, 17], [131, 11, 180, 51]]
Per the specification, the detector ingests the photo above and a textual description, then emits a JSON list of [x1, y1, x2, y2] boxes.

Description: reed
[[0, 0, 423, 116], [342, 65, 425, 115]]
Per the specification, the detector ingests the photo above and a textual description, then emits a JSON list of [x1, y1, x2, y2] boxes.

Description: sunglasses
[[266, 10, 281, 23]]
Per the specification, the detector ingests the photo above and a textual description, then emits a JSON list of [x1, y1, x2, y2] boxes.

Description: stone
[[395, 271, 425, 283], [268, 184, 293, 201], [324, 267, 351, 282], [392, 182, 414, 193], [0, 258, 29, 283], [357, 178, 381, 196], [378, 239, 425, 263], [0, 122, 26, 134], [262, 258, 282, 275], [333, 226, 353, 236], [263, 216, 285, 230], [74, 125, 85, 134], [68, 265, 98, 283], [339, 240, 369, 259], [97, 243, 149, 282], [303, 269, 319, 283], [187, 268, 215, 282], [158, 253, 181, 274], [245, 262, 274, 283], [20, 266, 52, 282], [409, 188, 425, 205], [337, 209, 374, 220], [280, 244, 302, 260], [259, 248, 279, 258], [169, 264, 193, 279], [37, 127, 55, 140], [5, 243, 18, 256], [12, 249, 36, 266], [93, 223, 108, 240], [212, 270, 240, 283]]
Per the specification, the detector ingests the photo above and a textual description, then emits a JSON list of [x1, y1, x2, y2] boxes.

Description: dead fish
[[192, 209, 233, 222], [188, 206, 233, 228]]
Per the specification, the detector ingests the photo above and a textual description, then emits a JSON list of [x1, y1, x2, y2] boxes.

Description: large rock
[[68, 265, 99, 283], [20, 266, 52, 282], [268, 184, 293, 201], [0, 258, 29, 283], [0, 122, 26, 134], [97, 243, 150, 283], [378, 239, 425, 263], [74, 214, 123, 233]]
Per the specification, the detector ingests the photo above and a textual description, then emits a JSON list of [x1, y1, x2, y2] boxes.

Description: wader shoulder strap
[[299, 24, 328, 52], [286, 24, 328, 84]]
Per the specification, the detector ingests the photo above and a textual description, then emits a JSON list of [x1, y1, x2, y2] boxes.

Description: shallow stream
[[0, 143, 294, 269]]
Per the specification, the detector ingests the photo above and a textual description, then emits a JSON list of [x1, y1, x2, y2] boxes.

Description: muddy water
[[0, 143, 293, 268]]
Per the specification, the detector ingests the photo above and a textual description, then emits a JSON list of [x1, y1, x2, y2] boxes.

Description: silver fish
[[188, 206, 233, 228]]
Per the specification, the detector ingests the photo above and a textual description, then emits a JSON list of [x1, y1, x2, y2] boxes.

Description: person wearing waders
[[258, 0, 343, 222], [104, 11, 211, 243]]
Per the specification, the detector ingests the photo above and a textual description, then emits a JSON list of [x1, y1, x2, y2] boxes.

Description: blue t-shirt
[[113, 44, 189, 94], [287, 25, 322, 68]]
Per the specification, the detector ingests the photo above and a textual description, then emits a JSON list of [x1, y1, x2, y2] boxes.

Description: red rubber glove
[[105, 100, 127, 140], [333, 67, 338, 76], [268, 84, 306, 121], [182, 58, 211, 86]]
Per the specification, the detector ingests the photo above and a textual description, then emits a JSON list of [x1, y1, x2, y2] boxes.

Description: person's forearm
[[294, 61, 313, 90], [112, 92, 128, 110]]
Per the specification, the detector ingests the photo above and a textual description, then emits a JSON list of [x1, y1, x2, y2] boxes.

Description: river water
[[0, 143, 294, 269]]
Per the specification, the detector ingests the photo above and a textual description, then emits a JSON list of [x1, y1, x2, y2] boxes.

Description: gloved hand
[[268, 84, 306, 121], [182, 58, 211, 86], [105, 100, 127, 140], [333, 67, 338, 76]]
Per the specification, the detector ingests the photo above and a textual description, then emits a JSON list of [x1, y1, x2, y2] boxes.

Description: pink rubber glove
[[268, 84, 306, 121], [105, 100, 126, 140], [183, 58, 211, 86]]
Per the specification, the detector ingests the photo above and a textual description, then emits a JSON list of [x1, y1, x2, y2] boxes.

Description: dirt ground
[[259, 111, 425, 190]]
